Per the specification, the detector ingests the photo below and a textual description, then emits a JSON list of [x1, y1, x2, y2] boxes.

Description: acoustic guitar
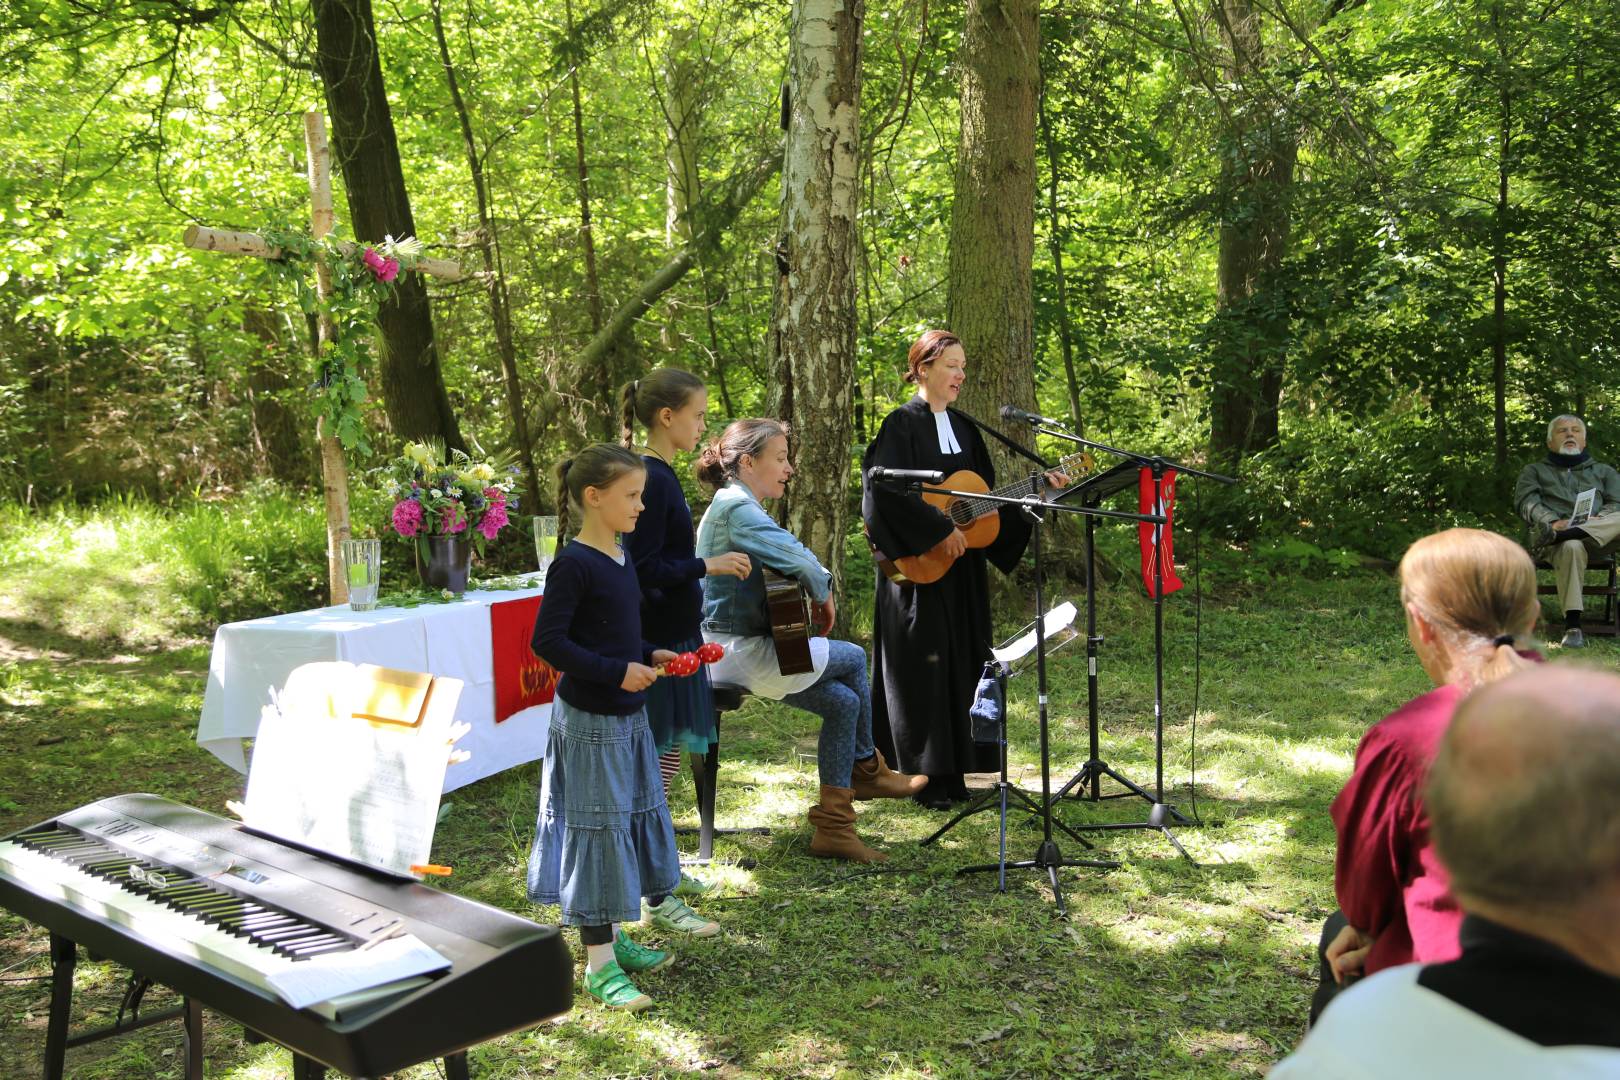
[[762, 567, 815, 676], [867, 449, 1094, 585]]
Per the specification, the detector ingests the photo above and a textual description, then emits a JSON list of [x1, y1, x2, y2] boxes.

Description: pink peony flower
[[441, 502, 467, 534], [478, 489, 509, 540], [378, 257, 399, 284], [362, 247, 387, 279], [391, 499, 423, 537]]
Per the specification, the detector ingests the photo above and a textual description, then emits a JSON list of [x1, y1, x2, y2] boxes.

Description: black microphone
[[866, 467, 945, 484], [999, 404, 1068, 427]]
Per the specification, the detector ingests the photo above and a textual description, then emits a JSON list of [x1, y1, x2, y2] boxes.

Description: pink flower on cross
[[391, 499, 424, 538], [362, 247, 400, 284]]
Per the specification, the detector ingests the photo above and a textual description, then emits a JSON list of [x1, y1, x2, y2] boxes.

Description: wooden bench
[[677, 683, 770, 863], [1535, 553, 1619, 636]]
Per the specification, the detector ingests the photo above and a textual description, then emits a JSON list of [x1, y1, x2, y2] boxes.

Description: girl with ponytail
[[1311, 528, 1539, 1024], [618, 368, 749, 923], [527, 443, 683, 1012]]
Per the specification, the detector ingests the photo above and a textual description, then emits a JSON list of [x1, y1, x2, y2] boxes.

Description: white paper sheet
[[992, 601, 1079, 665], [265, 933, 449, 1011], [243, 663, 463, 877]]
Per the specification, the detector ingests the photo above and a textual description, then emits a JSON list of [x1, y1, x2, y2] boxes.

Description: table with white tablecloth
[[197, 580, 551, 792]]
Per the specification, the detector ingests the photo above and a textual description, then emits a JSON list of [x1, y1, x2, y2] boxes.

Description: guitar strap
[[946, 407, 1049, 469]]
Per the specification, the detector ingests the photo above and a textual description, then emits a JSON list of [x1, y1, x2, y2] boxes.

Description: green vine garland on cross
[[256, 225, 425, 455]]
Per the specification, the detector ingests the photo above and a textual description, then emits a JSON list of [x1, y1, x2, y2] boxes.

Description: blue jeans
[[782, 639, 877, 787]]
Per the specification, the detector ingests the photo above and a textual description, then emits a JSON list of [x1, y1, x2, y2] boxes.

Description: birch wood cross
[[182, 112, 462, 604]]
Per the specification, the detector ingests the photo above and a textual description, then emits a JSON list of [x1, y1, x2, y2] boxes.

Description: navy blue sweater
[[532, 541, 657, 716], [623, 456, 706, 646]]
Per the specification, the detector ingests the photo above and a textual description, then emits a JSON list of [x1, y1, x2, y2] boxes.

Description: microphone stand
[[1038, 426, 1234, 864], [879, 473, 1163, 914]]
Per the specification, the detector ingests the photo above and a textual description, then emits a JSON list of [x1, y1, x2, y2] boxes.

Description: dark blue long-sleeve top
[[623, 455, 707, 647], [531, 541, 658, 716]]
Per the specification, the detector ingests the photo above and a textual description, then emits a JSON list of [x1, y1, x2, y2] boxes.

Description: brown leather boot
[[807, 785, 888, 863], [851, 750, 929, 800]]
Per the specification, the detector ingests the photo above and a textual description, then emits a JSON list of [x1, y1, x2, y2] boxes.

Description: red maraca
[[658, 651, 700, 677], [697, 642, 725, 665]]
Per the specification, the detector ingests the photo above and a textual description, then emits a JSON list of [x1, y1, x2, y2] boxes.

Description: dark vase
[[415, 533, 474, 595]]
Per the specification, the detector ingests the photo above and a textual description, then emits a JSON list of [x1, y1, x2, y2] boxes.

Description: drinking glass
[[533, 515, 559, 582], [340, 539, 381, 611]]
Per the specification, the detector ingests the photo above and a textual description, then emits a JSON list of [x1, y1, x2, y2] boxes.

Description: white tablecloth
[[197, 579, 550, 792]]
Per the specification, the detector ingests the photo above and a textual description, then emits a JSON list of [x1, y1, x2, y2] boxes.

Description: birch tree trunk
[[948, 0, 1040, 470], [775, 0, 863, 601]]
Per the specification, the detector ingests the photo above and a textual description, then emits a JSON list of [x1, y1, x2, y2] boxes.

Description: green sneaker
[[673, 871, 715, 898], [641, 894, 721, 937], [612, 929, 673, 974], [583, 959, 652, 1012]]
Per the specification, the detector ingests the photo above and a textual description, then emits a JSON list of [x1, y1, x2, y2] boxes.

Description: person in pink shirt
[[1309, 528, 1540, 1023]]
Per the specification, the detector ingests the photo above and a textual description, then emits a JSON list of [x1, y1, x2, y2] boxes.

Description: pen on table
[[358, 919, 404, 951], [411, 863, 453, 876]]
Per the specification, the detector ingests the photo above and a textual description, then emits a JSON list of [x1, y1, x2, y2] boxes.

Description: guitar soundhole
[[949, 501, 973, 525]]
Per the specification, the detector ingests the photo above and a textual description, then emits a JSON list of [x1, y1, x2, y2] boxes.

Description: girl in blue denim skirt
[[527, 443, 682, 1012], [619, 368, 751, 929]]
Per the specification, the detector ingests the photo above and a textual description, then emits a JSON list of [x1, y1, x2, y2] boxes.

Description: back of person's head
[[554, 443, 644, 537], [1427, 666, 1620, 919], [1398, 528, 1539, 687], [905, 329, 961, 384], [696, 418, 789, 489], [620, 368, 706, 448]]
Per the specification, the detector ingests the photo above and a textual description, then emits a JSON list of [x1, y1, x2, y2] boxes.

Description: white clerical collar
[[934, 409, 962, 455]]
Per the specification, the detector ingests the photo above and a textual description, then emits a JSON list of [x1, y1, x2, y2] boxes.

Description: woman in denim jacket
[[694, 419, 926, 862]]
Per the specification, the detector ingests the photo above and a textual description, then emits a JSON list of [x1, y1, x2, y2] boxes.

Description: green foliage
[[1, 0, 1618, 556], [0, 486, 328, 644]]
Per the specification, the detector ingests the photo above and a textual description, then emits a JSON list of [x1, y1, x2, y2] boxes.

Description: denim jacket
[[696, 481, 832, 636]]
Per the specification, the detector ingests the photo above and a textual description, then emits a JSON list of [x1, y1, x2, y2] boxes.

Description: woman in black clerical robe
[[862, 329, 1062, 809]]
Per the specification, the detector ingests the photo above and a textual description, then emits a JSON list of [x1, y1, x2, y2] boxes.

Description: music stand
[[920, 602, 1103, 875], [880, 471, 1161, 913], [1043, 440, 1234, 862]]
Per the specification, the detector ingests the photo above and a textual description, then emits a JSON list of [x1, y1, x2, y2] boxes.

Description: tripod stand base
[[1053, 759, 1198, 865], [957, 838, 1118, 916], [921, 783, 1098, 851]]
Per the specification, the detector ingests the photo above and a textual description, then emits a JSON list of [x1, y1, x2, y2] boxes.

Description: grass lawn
[[1, 497, 1613, 1078]]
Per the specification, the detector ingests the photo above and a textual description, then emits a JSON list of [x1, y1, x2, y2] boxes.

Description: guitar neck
[[977, 450, 1092, 504]]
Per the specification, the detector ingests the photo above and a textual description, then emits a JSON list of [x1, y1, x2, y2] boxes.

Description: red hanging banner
[[1137, 469, 1185, 599], [490, 595, 558, 722]]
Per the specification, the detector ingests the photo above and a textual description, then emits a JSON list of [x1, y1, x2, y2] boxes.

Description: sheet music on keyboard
[[265, 932, 449, 1012], [243, 663, 464, 879]]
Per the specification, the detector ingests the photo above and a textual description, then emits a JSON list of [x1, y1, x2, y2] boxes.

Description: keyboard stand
[[43, 930, 472, 1080], [45, 931, 204, 1080]]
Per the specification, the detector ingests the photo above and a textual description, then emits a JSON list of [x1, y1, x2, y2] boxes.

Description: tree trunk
[[311, 0, 464, 451], [1038, 77, 1083, 436], [949, 0, 1040, 473], [775, 0, 863, 605], [1209, 0, 1295, 465], [1490, 0, 1512, 480], [563, 0, 615, 441], [429, 0, 540, 510]]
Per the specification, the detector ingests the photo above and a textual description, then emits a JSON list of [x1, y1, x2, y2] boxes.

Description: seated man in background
[[1513, 414, 1620, 647], [1274, 665, 1620, 1078]]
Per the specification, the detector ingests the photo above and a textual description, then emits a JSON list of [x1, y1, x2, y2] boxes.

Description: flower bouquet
[[381, 439, 518, 594]]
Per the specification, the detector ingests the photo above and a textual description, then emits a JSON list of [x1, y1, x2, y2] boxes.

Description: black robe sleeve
[[861, 405, 957, 559]]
